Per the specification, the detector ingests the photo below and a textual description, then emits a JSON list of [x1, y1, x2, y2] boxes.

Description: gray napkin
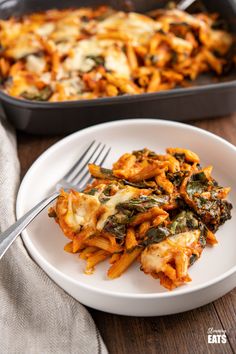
[[0, 119, 108, 354]]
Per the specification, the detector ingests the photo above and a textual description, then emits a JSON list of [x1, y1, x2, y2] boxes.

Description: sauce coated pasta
[[49, 147, 232, 290], [0, 5, 234, 102]]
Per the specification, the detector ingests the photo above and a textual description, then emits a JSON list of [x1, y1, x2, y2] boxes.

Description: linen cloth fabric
[[0, 119, 108, 354]]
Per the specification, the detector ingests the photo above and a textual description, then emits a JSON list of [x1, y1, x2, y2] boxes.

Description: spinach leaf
[[100, 167, 113, 176], [131, 148, 159, 162], [186, 172, 208, 197], [86, 55, 104, 66], [186, 171, 232, 232], [117, 195, 168, 214], [103, 185, 112, 196], [122, 179, 158, 190], [98, 185, 113, 203], [192, 171, 208, 183], [103, 213, 129, 240], [186, 181, 205, 197], [169, 211, 199, 234], [141, 227, 171, 246], [173, 153, 186, 163], [21, 86, 52, 101], [167, 171, 188, 187], [189, 254, 198, 266], [87, 188, 98, 196], [198, 222, 207, 247]]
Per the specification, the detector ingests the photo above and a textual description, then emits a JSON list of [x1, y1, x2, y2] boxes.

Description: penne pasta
[[125, 228, 138, 250], [85, 236, 121, 253], [50, 146, 232, 290], [79, 246, 99, 260], [85, 250, 110, 274], [107, 248, 142, 279], [130, 207, 167, 226], [147, 70, 161, 93]]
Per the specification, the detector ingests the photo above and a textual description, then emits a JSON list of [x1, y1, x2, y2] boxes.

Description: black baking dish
[[0, 0, 236, 135]]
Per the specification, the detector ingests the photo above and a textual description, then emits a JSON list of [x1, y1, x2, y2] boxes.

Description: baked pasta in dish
[[49, 147, 232, 290], [0, 5, 234, 102]]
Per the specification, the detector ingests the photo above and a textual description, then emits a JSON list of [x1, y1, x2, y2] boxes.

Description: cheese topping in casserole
[[0, 6, 233, 102]]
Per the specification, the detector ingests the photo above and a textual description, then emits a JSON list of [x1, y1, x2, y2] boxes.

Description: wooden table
[[17, 115, 236, 354]]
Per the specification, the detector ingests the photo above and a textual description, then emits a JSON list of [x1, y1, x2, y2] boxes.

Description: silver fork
[[177, 0, 196, 11], [0, 141, 111, 260]]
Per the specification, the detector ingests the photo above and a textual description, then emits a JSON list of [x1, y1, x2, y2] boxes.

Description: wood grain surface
[[17, 115, 236, 354]]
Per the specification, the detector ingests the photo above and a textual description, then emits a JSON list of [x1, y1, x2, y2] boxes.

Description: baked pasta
[[0, 5, 234, 102], [48, 147, 232, 290]]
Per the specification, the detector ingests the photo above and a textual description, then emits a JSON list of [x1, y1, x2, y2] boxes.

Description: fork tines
[[65, 141, 111, 188]]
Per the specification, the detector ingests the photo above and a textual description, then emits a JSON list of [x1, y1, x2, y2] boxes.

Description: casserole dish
[[0, 0, 236, 135]]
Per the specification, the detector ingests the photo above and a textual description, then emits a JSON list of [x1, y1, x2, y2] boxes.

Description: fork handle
[[0, 191, 59, 260]]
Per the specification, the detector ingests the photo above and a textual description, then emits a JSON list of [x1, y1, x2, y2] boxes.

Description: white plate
[[16, 119, 236, 316]]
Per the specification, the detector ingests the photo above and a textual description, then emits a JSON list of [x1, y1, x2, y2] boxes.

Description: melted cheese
[[1, 22, 21, 41], [51, 24, 79, 42], [97, 12, 162, 45], [56, 42, 73, 55], [161, 9, 206, 29], [3, 7, 230, 104], [170, 36, 193, 54], [26, 55, 46, 74], [60, 77, 84, 96], [64, 38, 130, 77], [141, 230, 200, 273], [142, 242, 170, 270], [105, 47, 130, 78], [65, 193, 100, 231], [36, 22, 55, 36], [64, 39, 102, 72], [64, 186, 138, 233], [169, 230, 199, 247], [6, 37, 41, 59], [96, 186, 139, 231], [41, 72, 52, 84]]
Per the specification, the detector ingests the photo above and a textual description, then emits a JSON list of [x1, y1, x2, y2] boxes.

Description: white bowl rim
[[16, 118, 236, 299]]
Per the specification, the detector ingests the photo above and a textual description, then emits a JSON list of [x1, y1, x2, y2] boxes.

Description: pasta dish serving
[[0, 5, 234, 102], [48, 147, 232, 290]]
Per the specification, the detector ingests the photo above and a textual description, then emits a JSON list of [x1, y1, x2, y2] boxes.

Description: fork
[[0, 141, 111, 260], [177, 0, 197, 11]]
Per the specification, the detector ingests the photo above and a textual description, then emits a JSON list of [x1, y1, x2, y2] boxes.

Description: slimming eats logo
[[207, 328, 227, 344]]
